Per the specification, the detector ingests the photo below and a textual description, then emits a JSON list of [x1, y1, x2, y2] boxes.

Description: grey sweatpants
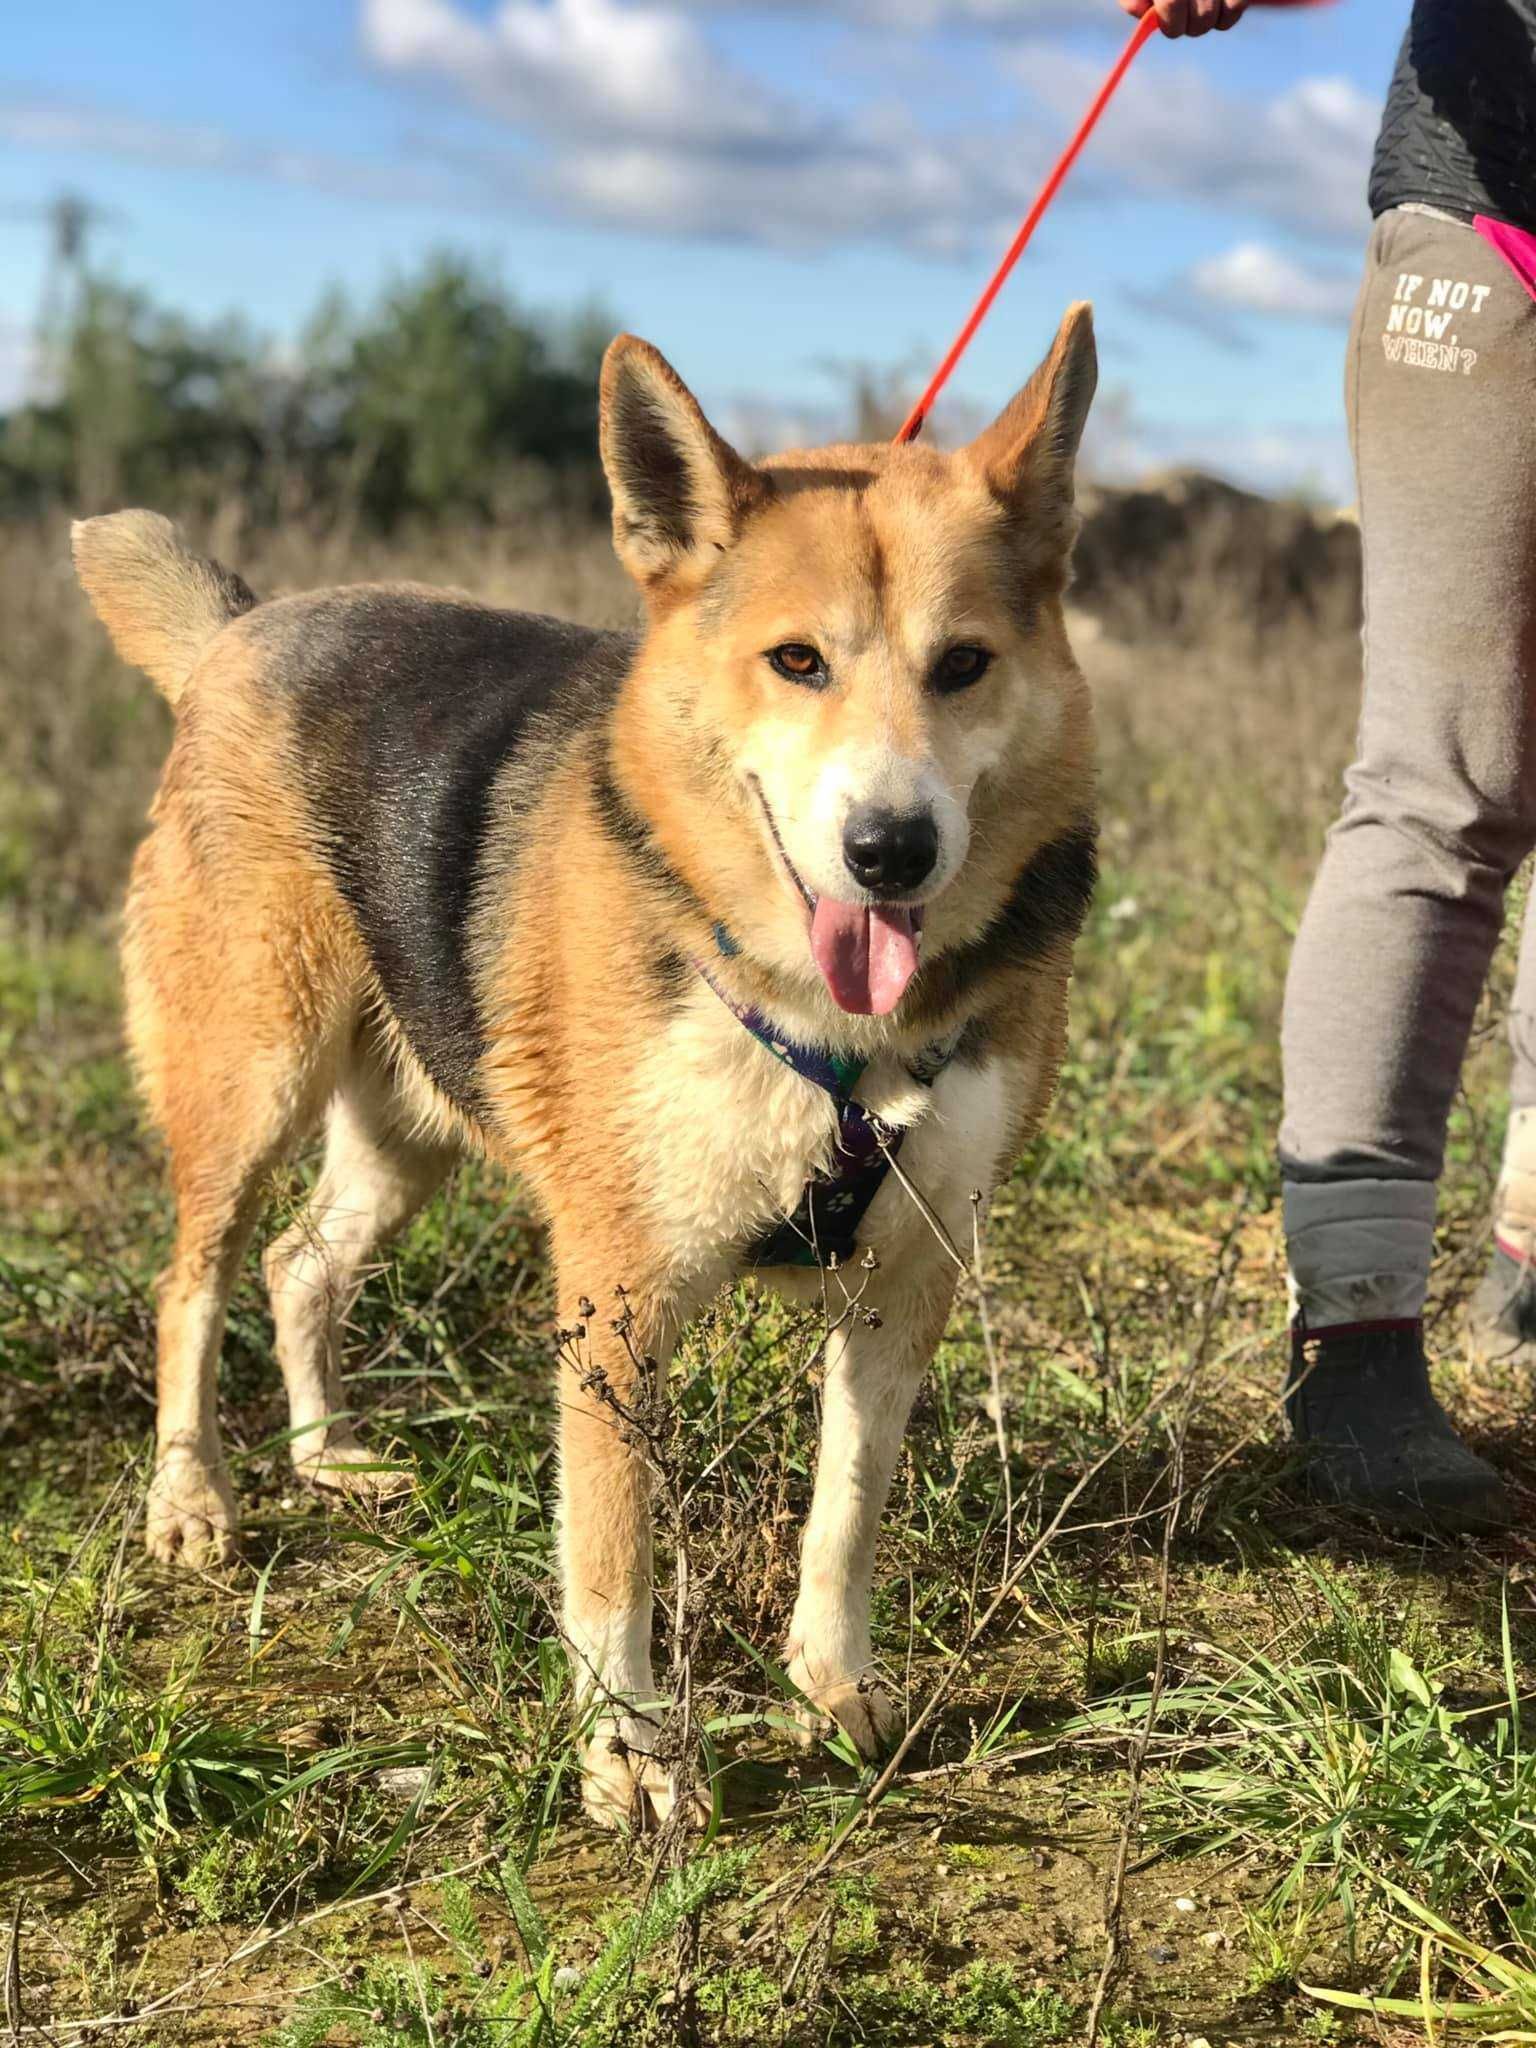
[[1282, 207, 1536, 1328]]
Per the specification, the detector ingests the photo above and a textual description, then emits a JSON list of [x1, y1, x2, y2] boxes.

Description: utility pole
[[0, 189, 119, 397]]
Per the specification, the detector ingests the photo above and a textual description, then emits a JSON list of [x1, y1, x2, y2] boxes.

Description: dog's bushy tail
[[71, 511, 257, 707]]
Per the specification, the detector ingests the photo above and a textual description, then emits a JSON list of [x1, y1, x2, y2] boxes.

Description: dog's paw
[[293, 1433, 413, 1506], [145, 1452, 238, 1568], [787, 1654, 902, 1761], [580, 1716, 711, 1834]]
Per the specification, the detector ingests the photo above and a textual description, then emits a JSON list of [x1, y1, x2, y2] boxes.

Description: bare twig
[[971, 1189, 1016, 1590], [4, 1896, 26, 2048]]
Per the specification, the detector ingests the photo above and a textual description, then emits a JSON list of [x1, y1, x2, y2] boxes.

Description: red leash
[[894, 0, 1334, 446]]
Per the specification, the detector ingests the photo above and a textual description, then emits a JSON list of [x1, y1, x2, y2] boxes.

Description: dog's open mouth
[[749, 778, 923, 1018]]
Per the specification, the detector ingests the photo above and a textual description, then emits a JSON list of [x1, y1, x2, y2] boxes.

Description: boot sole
[[1304, 1465, 1513, 1536]]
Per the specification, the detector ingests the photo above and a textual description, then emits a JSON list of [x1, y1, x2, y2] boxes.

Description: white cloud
[[0, 96, 475, 210], [0, 67, 1047, 258], [530, 131, 1031, 254], [1126, 239, 1358, 346], [363, 0, 1380, 256], [363, 0, 1069, 252], [1, 8, 1385, 271], [364, 0, 795, 150], [683, 0, 1086, 25], [1019, 51, 1377, 242], [1190, 241, 1357, 323]]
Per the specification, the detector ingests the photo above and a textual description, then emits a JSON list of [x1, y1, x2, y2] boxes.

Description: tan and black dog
[[72, 307, 1098, 1827]]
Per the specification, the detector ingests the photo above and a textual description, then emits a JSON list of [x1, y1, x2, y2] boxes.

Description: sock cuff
[[1505, 1105, 1536, 1165], [1498, 1109, 1536, 1238], [1282, 1177, 1437, 1232], [1282, 1177, 1434, 1329]]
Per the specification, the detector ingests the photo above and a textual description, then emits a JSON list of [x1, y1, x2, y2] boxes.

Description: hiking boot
[[1468, 1239, 1536, 1368], [1285, 1322, 1511, 1534]]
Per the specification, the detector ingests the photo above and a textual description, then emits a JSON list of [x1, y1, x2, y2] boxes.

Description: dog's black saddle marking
[[272, 591, 635, 1118]]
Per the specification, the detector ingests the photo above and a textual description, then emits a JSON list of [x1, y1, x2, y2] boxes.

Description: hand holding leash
[[1119, 0, 1251, 37]]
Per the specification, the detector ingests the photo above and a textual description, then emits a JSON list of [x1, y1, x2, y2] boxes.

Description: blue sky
[[0, 0, 1403, 499]]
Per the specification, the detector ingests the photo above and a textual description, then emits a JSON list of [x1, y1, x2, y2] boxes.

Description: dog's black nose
[[842, 806, 939, 895]]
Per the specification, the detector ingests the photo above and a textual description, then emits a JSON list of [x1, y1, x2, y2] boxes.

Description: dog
[[71, 306, 1098, 1828]]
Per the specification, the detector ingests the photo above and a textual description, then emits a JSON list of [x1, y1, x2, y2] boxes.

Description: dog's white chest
[[624, 988, 1008, 1280], [626, 1000, 844, 1267]]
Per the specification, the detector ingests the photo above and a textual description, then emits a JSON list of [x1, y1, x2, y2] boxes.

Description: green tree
[[0, 252, 611, 526], [306, 257, 605, 522], [5, 277, 269, 511]]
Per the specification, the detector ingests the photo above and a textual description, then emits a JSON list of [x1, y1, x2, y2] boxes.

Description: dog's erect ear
[[600, 335, 766, 590], [963, 302, 1097, 557]]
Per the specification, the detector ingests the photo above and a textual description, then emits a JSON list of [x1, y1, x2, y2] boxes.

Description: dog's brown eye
[[768, 644, 827, 686], [934, 645, 992, 694]]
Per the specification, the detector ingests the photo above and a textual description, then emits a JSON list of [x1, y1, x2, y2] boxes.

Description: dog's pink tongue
[[810, 899, 920, 1015]]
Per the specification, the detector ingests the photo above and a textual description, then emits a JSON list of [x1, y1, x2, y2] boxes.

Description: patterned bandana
[[695, 954, 958, 1269]]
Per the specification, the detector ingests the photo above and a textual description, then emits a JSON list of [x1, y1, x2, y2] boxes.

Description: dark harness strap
[[695, 960, 959, 1269]]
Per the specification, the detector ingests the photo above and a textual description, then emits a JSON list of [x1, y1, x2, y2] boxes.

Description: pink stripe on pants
[[1476, 215, 1536, 304]]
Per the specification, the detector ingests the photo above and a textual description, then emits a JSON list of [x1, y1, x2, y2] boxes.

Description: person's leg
[[1281, 207, 1536, 1525], [1470, 889, 1536, 1357]]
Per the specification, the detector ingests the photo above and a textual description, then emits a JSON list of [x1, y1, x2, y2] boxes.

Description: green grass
[[5, 543, 1536, 2043], [274, 1853, 750, 2047], [1, 1635, 292, 1846], [1074, 1567, 1536, 2004]]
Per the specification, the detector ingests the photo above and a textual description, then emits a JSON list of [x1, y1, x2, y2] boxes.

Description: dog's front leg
[[552, 1235, 692, 1831], [785, 1258, 958, 1759]]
